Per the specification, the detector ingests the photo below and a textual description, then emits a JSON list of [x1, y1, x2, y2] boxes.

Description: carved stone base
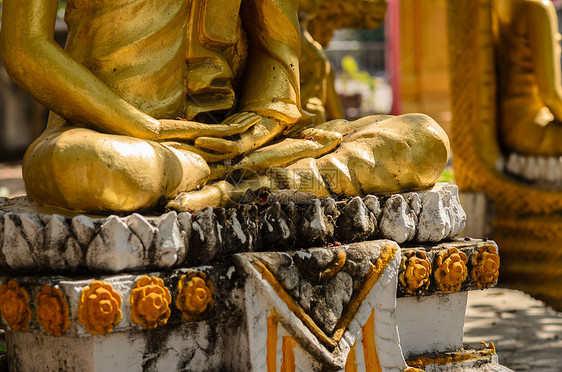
[[0, 240, 509, 371], [0, 183, 466, 273], [0, 186, 510, 371]]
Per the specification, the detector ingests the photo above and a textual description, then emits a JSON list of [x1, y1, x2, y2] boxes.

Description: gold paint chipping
[[36, 285, 71, 336], [176, 272, 215, 321], [78, 281, 122, 335], [0, 281, 32, 332], [130, 276, 172, 329], [434, 248, 468, 293]]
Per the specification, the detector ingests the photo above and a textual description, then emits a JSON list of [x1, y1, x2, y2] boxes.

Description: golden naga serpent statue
[[448, 0, 562, 309], [0, 0, 449, 213]]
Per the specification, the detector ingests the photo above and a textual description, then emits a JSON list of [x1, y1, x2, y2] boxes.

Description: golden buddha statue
[[495, 0, 562, 157], [298, 0, 344, 124], [0, 0, 449, 213]]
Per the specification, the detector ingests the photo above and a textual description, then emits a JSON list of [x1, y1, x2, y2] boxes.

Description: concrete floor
[[1, 162, 562, 370], [465, 288, 562, 371]]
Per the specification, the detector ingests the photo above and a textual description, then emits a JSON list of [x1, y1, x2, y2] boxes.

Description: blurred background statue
[[448, 0, 562, 310], [298, 0, 344, 124], [495, 0, 562, 157]]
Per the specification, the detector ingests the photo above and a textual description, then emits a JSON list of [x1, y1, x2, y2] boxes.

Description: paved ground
[[2, 162, 562, 370], [465, 288, 562, 371]]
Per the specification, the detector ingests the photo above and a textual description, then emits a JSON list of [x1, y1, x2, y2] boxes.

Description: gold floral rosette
[[434, 248, 468, 293], [400, 251, 432, 295], [0, 281, 32, 332], [471, 245, 500, 289], [78, 281, 122, 335], [176, 272, 215, 321], [36, 285, 71, 336], [130, 276, 172, 329]]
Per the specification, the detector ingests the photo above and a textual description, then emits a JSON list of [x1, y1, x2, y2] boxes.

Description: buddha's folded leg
[[168, 113, 449, 211], [23, 126, 210, 212], [307, 113, 450, 196]]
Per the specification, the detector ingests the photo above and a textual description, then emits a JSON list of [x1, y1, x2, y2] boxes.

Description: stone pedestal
[[0, 185, 511, 371]]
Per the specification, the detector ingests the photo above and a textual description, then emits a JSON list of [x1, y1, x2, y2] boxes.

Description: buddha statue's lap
[[1, 0, 450, 213]]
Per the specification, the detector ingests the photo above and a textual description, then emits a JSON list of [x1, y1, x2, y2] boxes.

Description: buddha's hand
[[157, 112, 262, 142], [191, 113, 285, 162]]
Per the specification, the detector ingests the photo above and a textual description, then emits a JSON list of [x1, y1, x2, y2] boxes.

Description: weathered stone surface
[[86, 216, 144, 272], [335, 196, 376, 242], [71, 215, 97, 247], [443, 184, 467, 238], [258, 202, 295, 251], [322, 197, 340, 234], [0, 184, 466, 273], [252, 242, 396, 337], [379, 195, 416, 244], [153, 211, 185, 268], [125, 214, 157, 256], [416, 185, 467, 242], [363, 194, 382, 220], [222, 208, 252, 255], [416, 191, 450, 242], [397, 292, 468, 358], [43, 214, 80, 270], [0, 239, 504, 371], [177, 212, 192, 264], [321, 271, 353, 333], [2, 213, 43, 269], [188, 207, 222, 264], [296, 199, 331, 246]]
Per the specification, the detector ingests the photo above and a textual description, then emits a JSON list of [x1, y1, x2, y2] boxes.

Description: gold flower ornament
[[176, 272, 215, 321], [78, 281, 122, 335], [434, 248, 468, 293], [130, 276, 172, 329], [471, 245, 500, 289], [36, 285, 71, 336], [400, 251, 432, 294], [0, 281, 32, 332]]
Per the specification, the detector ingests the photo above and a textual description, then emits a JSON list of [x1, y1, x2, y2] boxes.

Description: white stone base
[[396, 292, 468, 359]]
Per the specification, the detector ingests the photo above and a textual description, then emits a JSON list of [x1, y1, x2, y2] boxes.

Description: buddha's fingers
[[158, 116, 261, 140], [297, 128, 343, 148], [162, 141, 235, 163], [222, 112, 262, 125], [194, 137, 241, 154], [205, 115, 261, 137], [222, 113, 262, 135]]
